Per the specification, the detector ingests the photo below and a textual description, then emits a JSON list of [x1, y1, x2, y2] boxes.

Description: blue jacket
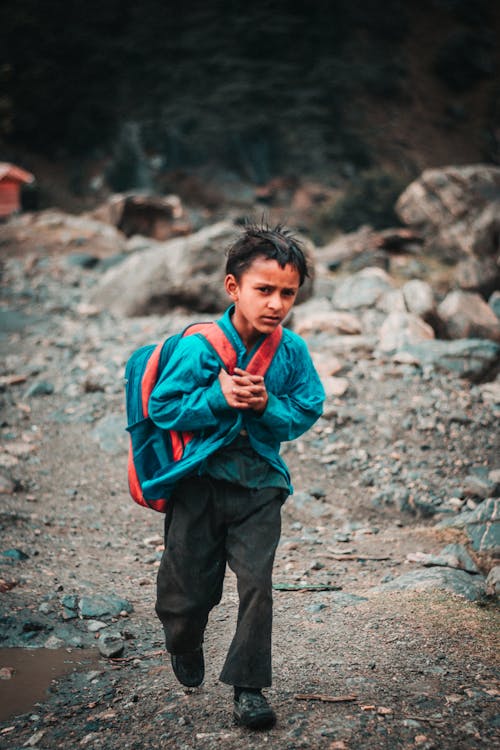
[[146, 305, 325, 498]]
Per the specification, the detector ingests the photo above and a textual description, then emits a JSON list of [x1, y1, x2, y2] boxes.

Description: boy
[[148, 224, 325, 729]]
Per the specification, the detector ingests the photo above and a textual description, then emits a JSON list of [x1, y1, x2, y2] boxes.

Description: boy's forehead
[[240, 257, 300, 284]]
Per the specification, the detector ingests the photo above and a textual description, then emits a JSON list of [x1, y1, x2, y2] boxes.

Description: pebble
[[98, 632, 125, 658], [87, 620, 108, 632], [25, 381, 55, 397]]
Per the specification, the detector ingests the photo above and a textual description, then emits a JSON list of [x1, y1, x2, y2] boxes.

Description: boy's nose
[[267, 294, 283, 312]]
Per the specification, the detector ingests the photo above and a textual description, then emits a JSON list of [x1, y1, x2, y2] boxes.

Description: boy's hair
[[225, 224, 309, 286]]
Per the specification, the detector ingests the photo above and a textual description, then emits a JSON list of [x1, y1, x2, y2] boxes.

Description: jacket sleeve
[[246, 336, 325, 443], [148, 336, 234, 432]]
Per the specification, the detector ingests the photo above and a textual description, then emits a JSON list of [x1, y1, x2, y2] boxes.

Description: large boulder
[[437, 290, 500, 342], [89, 221, 315, 317], [399, 338, 500, 380], [378, 312, 435, 353], [332, 267, 395, 310], [395, 165, 500, 292], [90, 221, 236, 315]]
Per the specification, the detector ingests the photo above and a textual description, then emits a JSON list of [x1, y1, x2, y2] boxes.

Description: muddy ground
[[0, 243, 499, 750]]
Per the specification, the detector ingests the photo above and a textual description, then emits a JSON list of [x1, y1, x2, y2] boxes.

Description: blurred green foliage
[[0, 0, 409, 175], [0, 0, 497, 179], [319, 170, 407, 233]]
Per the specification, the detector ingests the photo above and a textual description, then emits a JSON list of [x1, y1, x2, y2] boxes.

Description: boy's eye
[[258, 286, 273, 293], [282, 289, 297, 298]]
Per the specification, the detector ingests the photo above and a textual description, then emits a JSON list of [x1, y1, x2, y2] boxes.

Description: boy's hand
[[218, 367, 268, 414]]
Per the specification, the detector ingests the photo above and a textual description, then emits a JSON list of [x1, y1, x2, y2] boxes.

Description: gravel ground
[[0, 245, 499, 749]]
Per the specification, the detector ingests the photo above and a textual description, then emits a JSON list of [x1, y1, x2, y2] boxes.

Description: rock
[[322, 376, 350, 397], [486, 566, 500, 598], [87, 620, 108, 632], [90, 414, 128, 455], [402, 279, 436, 323], [440, 543, 480, 574], [375, 568, 486, 602], [44, 635, 66, 649], [89, 193, 186, 241], [13, 209, 127, 257], [395, 165, 500, 262], [293, 308, 362, 336], [25, 380, 55, 397], [455, 255, 500, 297], [89, 221, 237, 315], [2, 548, 29, 561], [378, 312, 435, 353], [317, 226, 377, 268], [78, 595, 133, 619], [90, 221, 315, 316], [438, 498, 499, 555], [489, 290, 500, 319], [478, 378, 500, 404], [462, 474, 498, 499], [330, 592, 368, 607], [0, 473, 16, 494], [310, 352, 343, 378], [98, 632, 125, 658], [332, 267, 395, 310], [317, 226, 422, 271], [399, 338, 500, 379], [437, 291, 500, 342]]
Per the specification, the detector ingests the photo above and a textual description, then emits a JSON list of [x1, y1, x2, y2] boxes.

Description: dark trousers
[[155, 476, 285, 687]]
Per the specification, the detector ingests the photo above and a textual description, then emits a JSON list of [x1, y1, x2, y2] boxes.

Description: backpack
[[124, 321, 282, 512]]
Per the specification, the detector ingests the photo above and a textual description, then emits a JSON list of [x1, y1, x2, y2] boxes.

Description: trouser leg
[[219, 486, 284, 688], [155, 476, 225, 654]]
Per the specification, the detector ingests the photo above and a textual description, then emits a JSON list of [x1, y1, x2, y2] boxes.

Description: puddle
[[0, 647, 99, 721]]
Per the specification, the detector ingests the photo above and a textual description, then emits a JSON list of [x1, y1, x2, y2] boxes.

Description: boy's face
[[225, 256, 300, 347]]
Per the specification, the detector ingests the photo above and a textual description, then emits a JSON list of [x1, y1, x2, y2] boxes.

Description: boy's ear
[[224, 274, 239, 300]]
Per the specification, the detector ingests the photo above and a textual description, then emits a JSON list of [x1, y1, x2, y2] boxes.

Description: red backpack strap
[[141, 342, 164, 418], [246, 324, 283, 376], [183, 322, 238, 374]]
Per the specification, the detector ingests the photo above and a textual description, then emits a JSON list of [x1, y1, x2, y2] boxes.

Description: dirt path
[[1, 249, 499, 749]]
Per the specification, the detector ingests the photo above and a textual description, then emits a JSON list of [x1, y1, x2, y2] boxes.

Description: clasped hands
[[218, 367, 268, 414]]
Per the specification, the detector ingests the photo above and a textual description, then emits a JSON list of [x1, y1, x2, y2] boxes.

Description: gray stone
[[330, 592, 368, 607], [402, 279, 436, 321], [456, 255, 500, 296], [44, 635, 66, 649], [440, 543, 480, 574], [438, 498, 500, 555], [90, 221, 315, 316], [463, 474, 498, 499], [0, 473, 16, 494], [78, 595, 133, 619], [87, 620, 108, 633], [486, 566, 500, 598], [489, 290, 500, 319], [395, 165, 500, 261], [332, 267, 394, 310], [400, 338, 500, 379], [375, 568, 486, 601], [98, 633, 125, 658], [90, 414, 129, 455], [437, 291, 500, 342], [25, 381, 55, 397], [2, 548, 29, 561], [378, 312, 434, 353]]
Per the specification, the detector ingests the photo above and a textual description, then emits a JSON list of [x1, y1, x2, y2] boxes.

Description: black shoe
[[233, 690, 276, 729], [170, 647, 204, 687]]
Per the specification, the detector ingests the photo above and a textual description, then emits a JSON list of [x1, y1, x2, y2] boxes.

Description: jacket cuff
[[206, 378, 232, 416]]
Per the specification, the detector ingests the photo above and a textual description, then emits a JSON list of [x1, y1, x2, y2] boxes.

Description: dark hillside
[[1, 0, 499, 210]]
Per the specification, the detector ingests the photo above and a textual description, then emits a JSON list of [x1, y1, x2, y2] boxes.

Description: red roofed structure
[[0, 163, 35, 218]]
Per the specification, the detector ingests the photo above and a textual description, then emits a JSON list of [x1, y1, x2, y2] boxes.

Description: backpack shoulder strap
[[246, 324, 283, 377], [183, 322, 238, 374]]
